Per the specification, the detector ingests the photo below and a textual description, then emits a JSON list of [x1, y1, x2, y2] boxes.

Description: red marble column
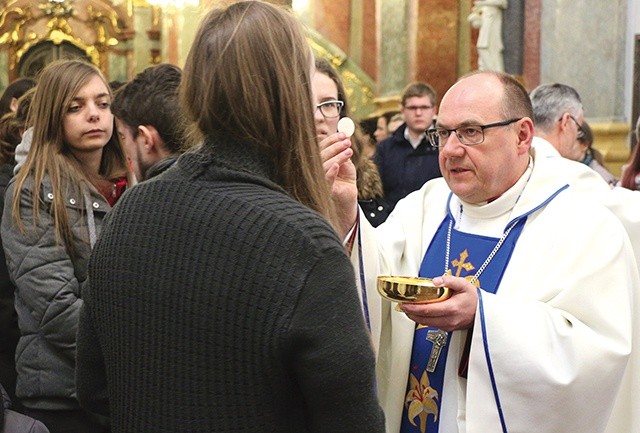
[[314, 0, 351, 55], [522, 0, 541, 91], [166, 10, 181, 66], [469, 0, 479, 71], [360, 0, 378, 81], [414, 0, 461, 104]]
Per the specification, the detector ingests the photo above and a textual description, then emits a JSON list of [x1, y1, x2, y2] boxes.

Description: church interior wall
[[1, 0, 637, 175], [540, 0, 626, 122], [538, 0, 631, 174]]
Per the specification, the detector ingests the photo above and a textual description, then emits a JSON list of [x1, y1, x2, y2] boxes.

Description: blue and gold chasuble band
[[400, 209, 527, 433]]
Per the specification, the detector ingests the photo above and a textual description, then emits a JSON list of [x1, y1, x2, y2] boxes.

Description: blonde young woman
[[1, 59, 131, 433]]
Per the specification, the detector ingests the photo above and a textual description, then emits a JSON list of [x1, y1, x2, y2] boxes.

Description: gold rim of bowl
[[376, 276, 450, 303]]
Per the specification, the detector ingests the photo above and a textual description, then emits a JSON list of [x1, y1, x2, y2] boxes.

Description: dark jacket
[[374, 123, 441, 211], [1, 175, 112, 411], [0, 163, 19, 405], [1, 385, 49, 433], [76, 137, 385, 433]]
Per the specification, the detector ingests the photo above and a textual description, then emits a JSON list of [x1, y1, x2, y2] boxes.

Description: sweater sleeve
[[1, 182, 82, 361], [287, 246, 385, 433]]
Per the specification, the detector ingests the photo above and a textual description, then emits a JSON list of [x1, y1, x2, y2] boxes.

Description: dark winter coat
[[1, 385, 49, 433], [374, 123, 441, 211], [1, 175, 112, 411]]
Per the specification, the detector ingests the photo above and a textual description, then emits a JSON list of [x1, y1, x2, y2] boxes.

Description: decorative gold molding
[[370, 95, 401, 118], [87, 5, 134, 48], [591, 122, 631, 177], [306, 27, 376, 119], [308, 37, 346, 69], [0, 6, 32, 47], [0, 0, 134, 76]]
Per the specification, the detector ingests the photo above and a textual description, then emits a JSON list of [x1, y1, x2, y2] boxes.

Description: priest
[[322, 70, 639, 433]]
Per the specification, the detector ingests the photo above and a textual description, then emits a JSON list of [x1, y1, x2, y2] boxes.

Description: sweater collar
[[178, 133, 277, 184]]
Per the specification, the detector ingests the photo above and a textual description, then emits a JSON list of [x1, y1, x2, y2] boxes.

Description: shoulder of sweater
[[238, 192, 345, 255], [115, 174, 345, 255]]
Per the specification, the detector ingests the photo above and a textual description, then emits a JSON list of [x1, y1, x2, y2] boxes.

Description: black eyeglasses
[[426, 118, 521, 148], [568, 115, 586, 140], [315, 100, 344, 118]]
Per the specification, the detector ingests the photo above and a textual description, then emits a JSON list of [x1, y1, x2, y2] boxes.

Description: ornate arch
[[0, 0, 134, 80]]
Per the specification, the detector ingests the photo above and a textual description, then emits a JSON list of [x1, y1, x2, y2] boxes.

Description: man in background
[[374, 82, 441, 212]]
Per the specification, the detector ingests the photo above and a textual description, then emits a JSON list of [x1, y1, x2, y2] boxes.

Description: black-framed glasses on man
[[568, 115, 586, 140], [316, 100, 344, 118], [426, 118, 522, 148]]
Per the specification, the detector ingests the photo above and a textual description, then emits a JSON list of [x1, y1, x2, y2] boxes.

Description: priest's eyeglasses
[[426, 118, 522, 148], [316, 100, 344, 118], [568, 115, 586, 140]]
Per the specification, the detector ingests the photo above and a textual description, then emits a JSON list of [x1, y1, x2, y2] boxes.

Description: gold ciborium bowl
[[377, 276, 450, 303]]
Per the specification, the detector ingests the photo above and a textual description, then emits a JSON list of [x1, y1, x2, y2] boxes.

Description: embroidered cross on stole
[[399, 214, 527, 433]]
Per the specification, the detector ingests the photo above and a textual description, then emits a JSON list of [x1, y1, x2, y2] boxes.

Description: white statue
[[468, 0, 508, 72]]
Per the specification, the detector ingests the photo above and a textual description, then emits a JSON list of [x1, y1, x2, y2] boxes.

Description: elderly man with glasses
[[529, 81, 640, 257], [321, 70, 639, 433], [529, 83, 588, 160]]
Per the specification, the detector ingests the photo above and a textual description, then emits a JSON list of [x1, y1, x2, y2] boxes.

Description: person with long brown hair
[[312, 57, 390, 227], [620, 116, 640, 190], [1, 59, 131, 433], [76, 2, 384, 432]]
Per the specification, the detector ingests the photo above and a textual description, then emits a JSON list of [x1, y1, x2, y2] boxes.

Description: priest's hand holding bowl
[[394, 274, 478, 332]]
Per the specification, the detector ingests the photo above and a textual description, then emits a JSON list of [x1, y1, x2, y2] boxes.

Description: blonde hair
[[11, 59, 129, 253], [181, 1, 338, 228]]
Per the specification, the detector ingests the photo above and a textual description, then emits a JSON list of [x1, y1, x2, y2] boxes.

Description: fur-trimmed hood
[[357, 156, 383, 200]]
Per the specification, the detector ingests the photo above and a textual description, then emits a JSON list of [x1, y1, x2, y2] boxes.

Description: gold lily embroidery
[[405, 370, 439, 433]]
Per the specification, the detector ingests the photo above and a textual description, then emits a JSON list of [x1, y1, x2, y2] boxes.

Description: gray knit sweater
[[76, 137, 385, 433]]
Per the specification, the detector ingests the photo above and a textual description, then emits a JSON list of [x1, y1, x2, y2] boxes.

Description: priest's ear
[[516, 117, 535, 155]]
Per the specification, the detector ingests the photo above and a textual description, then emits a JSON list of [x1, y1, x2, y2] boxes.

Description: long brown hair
[[180, 1, 338, 228], [0, 112, 21, 165], [621, 143, 640, 190], [11, 60, 129, 250]]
